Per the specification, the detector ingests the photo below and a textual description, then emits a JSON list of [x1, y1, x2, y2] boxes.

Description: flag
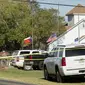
[[74, 35, 85, 42], [24, 37, 32, 45], [46, 33, 57, 43], [74, 37, 79, 42]]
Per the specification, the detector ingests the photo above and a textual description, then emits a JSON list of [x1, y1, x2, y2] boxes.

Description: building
[[48, 4, 85, 51]]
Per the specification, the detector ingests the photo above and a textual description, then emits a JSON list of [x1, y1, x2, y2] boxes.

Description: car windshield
[[65, 47, 85, 57]]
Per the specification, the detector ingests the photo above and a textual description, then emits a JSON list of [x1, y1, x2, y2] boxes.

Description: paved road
[[0, 79, 36, 85]]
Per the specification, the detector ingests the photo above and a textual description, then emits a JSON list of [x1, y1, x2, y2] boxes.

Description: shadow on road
[[0, 79, 36, 85], [41, 77, 85, 83]]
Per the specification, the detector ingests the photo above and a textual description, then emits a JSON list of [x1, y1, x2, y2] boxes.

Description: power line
[[0, 0, 84, 7], [37, 2, 77, 7], [12, 0, 85, 7]]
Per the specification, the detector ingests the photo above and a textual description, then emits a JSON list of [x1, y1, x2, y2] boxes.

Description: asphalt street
[[0, 79, 36, 85]]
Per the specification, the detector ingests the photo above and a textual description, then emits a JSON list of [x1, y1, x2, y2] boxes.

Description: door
[[65, 47, 85, 70], [47, 48, 59, 74]]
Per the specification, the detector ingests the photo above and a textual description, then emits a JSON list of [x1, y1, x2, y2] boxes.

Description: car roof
[[14, 50, 41, 51], [12, 50, 43, 56], [12, 50, 44, 54], [57, 44, 85, 48]]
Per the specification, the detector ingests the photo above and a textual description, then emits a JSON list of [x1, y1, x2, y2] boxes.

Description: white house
[[48, 4, 85, 51]]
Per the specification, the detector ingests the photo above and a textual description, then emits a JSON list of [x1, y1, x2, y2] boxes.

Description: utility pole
[[58, 2, 59, 36], [27, 0, 35, 49], [78, 6, 80, 44]]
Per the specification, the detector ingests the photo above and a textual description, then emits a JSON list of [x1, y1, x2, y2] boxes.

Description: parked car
[[11, 50, 35, 70], [44, 44, 85, 82], [11, 50, 47, 70], [24, 50, 48, 70]]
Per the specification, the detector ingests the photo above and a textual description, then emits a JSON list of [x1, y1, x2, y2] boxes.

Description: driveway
[[0, 79, 36, 85]]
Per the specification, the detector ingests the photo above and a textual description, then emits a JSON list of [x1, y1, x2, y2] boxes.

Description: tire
[[56, 71, 64, 83], [39, 61, 44, 70], [33, 66, 37, 70], [44, 67, 50, 80], [17, 67, 23, 69]]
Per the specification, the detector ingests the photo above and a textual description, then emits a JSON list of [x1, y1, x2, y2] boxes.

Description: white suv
[[44, 44, 85, 82], [11, 50, 41, 70]]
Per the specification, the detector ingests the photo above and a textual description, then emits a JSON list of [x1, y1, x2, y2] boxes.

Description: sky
[[36, 0, 85, 16]]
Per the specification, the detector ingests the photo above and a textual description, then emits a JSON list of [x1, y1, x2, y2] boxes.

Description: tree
[[0, 1, 66, 51], [31, 8, 66, 49], [0, 2, 32, 50]]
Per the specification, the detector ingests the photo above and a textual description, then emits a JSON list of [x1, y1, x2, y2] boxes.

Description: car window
[[65, 47, 85, 57], [32, 51, 40, 56], [32, 51, 39, 54], [20, 51, 30, 55], [54, 48, 58, 57], [48, 48, 56, 57], [59, 48, 64, 57], [50, 49, 55, 57]]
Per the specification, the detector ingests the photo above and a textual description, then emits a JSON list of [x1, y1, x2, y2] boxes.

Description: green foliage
[[32, 8, 65, 49], [0, 1, 66, 51]]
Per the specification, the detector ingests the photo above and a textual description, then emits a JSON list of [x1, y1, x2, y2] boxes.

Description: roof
[[66, 4, 85, 15], [49, 19, 85, 45]]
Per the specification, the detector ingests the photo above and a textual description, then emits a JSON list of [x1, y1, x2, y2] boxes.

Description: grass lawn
[[0, 67, 85, 85]]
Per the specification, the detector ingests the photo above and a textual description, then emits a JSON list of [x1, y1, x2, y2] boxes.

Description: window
[[32, 51, 40, 57], [48, 48, 55, 57], [65, 48, 85, 57], [54, 48, 58, 57], [48, 48, 58, 57], [20, 51, 30, 55], [59, 48, 64, 57], [32, 51, 39, 54]]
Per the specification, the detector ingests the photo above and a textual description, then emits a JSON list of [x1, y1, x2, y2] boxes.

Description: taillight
[[29, 55, 32, 60], [61, 57, 66, 66], [16, 57, 19, 62]]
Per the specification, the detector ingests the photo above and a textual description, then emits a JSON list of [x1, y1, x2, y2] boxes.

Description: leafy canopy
[[0, 1, 66, 51]]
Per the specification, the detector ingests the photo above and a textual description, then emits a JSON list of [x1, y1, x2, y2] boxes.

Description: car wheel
[[33, 66, 37, 70], [39, 61, 43, 70], [56, 71, 64, 83], [44, 67, 50, 80], [17, 67, 23, 69]]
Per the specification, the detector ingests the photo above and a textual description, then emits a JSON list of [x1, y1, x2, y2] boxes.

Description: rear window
[[65, 48, 85, 57]]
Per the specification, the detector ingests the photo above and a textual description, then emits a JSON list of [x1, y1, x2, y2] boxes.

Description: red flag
[[24, 37, 32, 44]]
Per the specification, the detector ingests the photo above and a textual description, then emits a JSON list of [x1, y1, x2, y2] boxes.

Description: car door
[[19, 51, 30, 67], [46, 48, 55, 74], [49, 48, 59, 74], [57, 48, 64, 69]]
